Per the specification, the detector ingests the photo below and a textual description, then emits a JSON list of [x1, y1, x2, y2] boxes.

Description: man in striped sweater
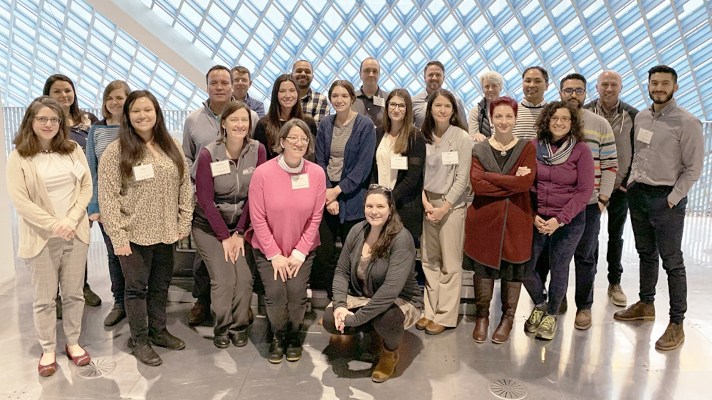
[[512, 66, 550, 140], [560, 73, 618, 331]]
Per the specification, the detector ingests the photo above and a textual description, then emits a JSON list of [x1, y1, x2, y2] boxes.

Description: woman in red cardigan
[[463, 97, 536, 344]]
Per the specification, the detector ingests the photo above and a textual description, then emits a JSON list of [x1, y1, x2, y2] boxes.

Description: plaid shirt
[[301, 88, 331, 123]]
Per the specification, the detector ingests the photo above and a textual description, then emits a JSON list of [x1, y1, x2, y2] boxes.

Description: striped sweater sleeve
[[597, 120, 618, 199]]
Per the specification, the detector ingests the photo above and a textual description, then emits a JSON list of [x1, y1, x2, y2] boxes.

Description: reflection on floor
[[1, 215, 711, 400]]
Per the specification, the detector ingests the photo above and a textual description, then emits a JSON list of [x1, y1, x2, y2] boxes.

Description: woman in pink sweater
[[248, 118, 326, 364]]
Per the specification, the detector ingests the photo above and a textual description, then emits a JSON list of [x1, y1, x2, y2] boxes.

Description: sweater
[[580, 109, 618, 203], [512, 99, 546, 140], [86, 120, 119, 215]]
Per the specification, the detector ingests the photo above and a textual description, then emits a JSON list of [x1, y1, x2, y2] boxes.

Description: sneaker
[[614, 301, 655, 322], [655, 322, 685, 351], [83, 284, 102, 307], [574, 309, 592, 330], [149, 329, 186, 350], [188, 301, 210, 326], [535, 315, 558, 340], [104, 303, 126, 326], [608, 284, 627, 307], [524, 304, 547, 333], [268, 335, 285, 364]]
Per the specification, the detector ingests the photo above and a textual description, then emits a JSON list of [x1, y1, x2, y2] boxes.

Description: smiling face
[[430, 95, 454, 125], [360, 58, 380, 88], [232, 71, 251, 100], [596, 71, 622, 106], [105, 88, 128, 119], [424, 65, 444, 93], [330, 85, 353, 113], [278, 80, 298, 110], [222, 107, 250, 145], [292, 61, 313, 90], [522, 69, 548, 104], [560, 78, 586, 109], [207, 69, 233, 105], [483, 80, 502, 103], [549, 107, 572, 141], [33, 106, 61, 146], [48, 80, 74, 110], [491, 104, 515, 137], [387, 95, 406, 124], [128, 97, 157, 137], [280, 125, 309, 160], [648, 72, 678, 105], [364, 193, 391, 229]]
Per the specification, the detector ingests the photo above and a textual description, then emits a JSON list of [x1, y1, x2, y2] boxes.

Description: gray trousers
[[192, 227, 253, 336], [26, 237, 88, 353]]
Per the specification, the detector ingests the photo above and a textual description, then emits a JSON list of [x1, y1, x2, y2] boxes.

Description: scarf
[[477, 98, 491, 138], [536, 137, 575, 166]]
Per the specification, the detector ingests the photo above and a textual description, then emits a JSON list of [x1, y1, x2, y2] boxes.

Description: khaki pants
[[421, 194, 466, 327]]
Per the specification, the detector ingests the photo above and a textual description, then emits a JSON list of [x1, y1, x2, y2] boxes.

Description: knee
[[322, 308, 339, 334]]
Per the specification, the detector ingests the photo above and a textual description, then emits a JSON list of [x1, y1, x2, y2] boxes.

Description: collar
[[650, 98, 677, 117], [277, 154, 305, 173], [596, 98, 621, 114], [300, 88, 314, 100], [521, 98, 547, 108], [203, 98, 236, 118], [356, 86, 382, 99]]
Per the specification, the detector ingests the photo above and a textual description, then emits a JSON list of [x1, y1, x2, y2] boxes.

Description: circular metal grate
[[76, 358, 117, 379], [489, 378, 527, 400]]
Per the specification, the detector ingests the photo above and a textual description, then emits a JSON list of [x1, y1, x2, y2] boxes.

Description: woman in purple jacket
[[522, 101, 594, 341]]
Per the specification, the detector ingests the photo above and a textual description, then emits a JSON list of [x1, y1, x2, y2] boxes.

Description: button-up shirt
[[241, 93, 266, 119], [300, 88, 331, 123], [353, 86, 388, 131]]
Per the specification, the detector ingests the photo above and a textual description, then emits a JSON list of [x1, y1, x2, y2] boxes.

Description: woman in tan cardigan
[[6, 96, 93, 377]]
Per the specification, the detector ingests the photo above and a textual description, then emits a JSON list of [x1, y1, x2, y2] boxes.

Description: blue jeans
[[573, 203, 602, 311], [523, 211, 586, 316], [628, 184, 687, 324], [99, 223, 124, 304]]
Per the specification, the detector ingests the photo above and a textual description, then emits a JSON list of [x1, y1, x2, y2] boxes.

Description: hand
[[598, 201, 605, 212], [327, 201, 339, 215], [271, 255, 290, 282], [287, 255, 304, 279], [541, 217, 560, 236], [222, 238, 238, 263], [53, 219, 75, 241], [115, 244, 132, 256], [232, 233, 245, 259], [333, 307, 354, 333], [426, 204, 450, 222], [89, 213, 101, 222], [619, 186, 627, 193], [472, 133, 486, 142], [325, 187, 341, 204], [515, 166, 531, 176], [668, 201, 674, 208], [177, 233, 188, 240], [534, 215, 546, 231]]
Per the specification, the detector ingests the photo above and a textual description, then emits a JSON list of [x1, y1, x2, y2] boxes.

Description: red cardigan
[[464, 142, 536, 269]]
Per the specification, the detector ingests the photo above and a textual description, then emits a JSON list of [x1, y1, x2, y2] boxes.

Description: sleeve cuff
[[667, 192, 682, 206], [291, 249, 307, 262]]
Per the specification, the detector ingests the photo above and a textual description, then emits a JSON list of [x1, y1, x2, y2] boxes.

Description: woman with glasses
[[467, 71, 504, 142], [248, 119, 325, 363], [7, 96, 93, 376], [373, 89, 426, 240], [416, 89, 472, 335], [521, 101, 594, 341], [323, 185, 422, 383]]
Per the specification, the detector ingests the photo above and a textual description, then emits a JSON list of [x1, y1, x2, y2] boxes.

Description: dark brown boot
[[472, 278, 494, 343], [371, 347, 399, 383], [492, 281, 521, 344]]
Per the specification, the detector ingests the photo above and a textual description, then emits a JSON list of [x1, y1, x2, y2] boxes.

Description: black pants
[[572, 203, 602, 311], [312, 212, 362, 297], [118, 242, 174, 342], [600, 188, 628, 285], [99, 223, 124, 303], [323, 304, 405, 351]]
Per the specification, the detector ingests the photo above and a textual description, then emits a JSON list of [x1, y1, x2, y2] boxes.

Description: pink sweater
[[248, 158, 326, 258]]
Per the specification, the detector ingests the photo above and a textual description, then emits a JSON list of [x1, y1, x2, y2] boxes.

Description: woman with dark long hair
[[99, 90, 193, 366]]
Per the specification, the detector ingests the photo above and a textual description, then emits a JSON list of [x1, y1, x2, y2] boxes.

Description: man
[[559, 73, 618, 331], [353, 58, 388, 130], [584, 70, 638, 307], [231, 66, 266, 119], [412, 61, 467, 129], [292, 60, 330, 122], [512, 66, 549, 140], [614, 65, 704, 351]]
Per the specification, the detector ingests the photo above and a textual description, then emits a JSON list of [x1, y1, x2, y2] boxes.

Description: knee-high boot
[[492, 280, 522, 344], [473, 277, 494, 343]]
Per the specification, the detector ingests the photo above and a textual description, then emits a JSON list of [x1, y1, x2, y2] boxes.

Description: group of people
[[6, 58, 703, 384]]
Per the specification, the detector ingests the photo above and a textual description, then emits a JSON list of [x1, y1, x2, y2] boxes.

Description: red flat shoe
[[65, 345, 91, 366], [38, 354, 58, 377]]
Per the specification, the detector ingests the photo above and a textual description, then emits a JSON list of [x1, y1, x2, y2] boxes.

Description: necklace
[[493, 136, 515, 156]]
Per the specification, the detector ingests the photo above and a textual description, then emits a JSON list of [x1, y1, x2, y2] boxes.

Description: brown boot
[[472, 278, 494, 343], [492, 281, 521, 344], [371, 347, 399, 383]]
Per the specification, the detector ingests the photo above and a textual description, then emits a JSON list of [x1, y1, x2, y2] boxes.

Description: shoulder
[[91, 119, 107, 127], [305, 160, 326, 180], [354, 114, 375, 130], [254, 158, 277, 175], [7, 149, 22, 164], [620, 101, 639, 116], [573, 141, 593, 156], [171, 136, 182, 149], [583, 99, 597, 110], [391, 228, 416, 252], [256, 116, 268, 127]]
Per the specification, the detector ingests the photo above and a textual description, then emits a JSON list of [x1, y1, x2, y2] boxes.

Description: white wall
[[0, 97, 17, 292]]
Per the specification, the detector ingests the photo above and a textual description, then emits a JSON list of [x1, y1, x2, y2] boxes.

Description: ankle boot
[[371, 347, 399, 383], [492, 281, 521, 344], [472, 278, 494, 343]]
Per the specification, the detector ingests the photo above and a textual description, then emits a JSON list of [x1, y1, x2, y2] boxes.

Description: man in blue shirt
[[231, 66, 266, 119]]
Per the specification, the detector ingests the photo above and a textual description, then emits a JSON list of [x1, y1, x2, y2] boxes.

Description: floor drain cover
[[489, 378, 527, 399], [76, 358, 117, 378]]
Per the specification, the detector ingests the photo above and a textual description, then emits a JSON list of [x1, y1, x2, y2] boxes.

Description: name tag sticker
[[291, 174, 310, 190], [133, 164, 155, 181], [210, 160, 231, 177], [391, 156, 408, 170], [71, 161, 86, 179], [373, 96, 386, 107], [442, 151, 459, 165], [637, 128, 654, 144]]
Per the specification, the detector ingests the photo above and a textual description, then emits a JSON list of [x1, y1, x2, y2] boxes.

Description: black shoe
[[128, 338, 162, 366], [286, 333, 302, 362], [558, 296, 568, 315], [268, 335, 284, 364], [230, 330, 249, 347], [213, 335, 230, 349], [104, 303, 126, 326], [83, 284, 102, 307], [149, 329, 186, 350], [56, 296, 63, 320]]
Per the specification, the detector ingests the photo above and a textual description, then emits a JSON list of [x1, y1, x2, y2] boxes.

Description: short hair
[[479, 71, 504, 88], [101, 80, 131, 120], [359, 58, 379, 72], [231, 66, 251, 80], [206, 65, 232, 84], [522, 66, 549, 83], [13, 96, 76, 157], [278, 118, 314, 156], [489, 96, 519, 119], [328, 80, 356, 104], [43, 74, 82, 124], [218, 101, 253, 152], [648, 65, 678, 83], [292, 60, 313, 72], [421, 89, 467, 144], [423, 61, 445, 76], [560, 73, 587, 89], [535, 101, 585, 144]]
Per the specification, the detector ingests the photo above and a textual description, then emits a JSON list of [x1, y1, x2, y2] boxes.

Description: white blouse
[[33, 152, 77, 221], [376, 134, 398, 189]]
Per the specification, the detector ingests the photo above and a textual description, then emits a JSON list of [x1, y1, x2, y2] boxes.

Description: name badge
[[637, 128, 654, 145], [71, 161, 86, 179], [133, 164, 155, 181], [373, 96, 386, 107], [210, 160, 231, 177], [442, 151, 459, 165], [391, 156, 408, 170], [291, 174, 309, 190]]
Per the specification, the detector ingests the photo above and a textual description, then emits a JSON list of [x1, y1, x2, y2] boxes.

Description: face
[[232, 71, 251, 99], [360, 59, 380, 87], [277, 80, 298, 109], [128, 97, 157, 135], [292, 61, 313, 89], [482, 80, 502, 103], [549, 108, 572, 140], [522, 69, 548, 103], [207, 69, 233, 104], [48, 81, 74, 109], [105, 88, 127, 119], [560, 79, 586, 109], [648, 72, 678, 105], [330, 86, 353, 113], [222, 108, 250, 143], [280, 126, 309, 160], [33, 106, 61, 144], [491, 105, 515, 136], [431, 95, 454, 125], [364, 193, 391, 229], [596, 72, 622, 105], [387, 95, 407, 123], [424, 65, 444, 92]]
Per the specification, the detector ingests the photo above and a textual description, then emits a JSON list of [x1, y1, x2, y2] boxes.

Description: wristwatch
[[556, 218, 564, 227], [598, 197, 609, 207]]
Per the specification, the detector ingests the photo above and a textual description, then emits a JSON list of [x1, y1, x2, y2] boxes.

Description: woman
[[314, 80, 376, 295], [248, 119, 325, 364], [193, 101, 266, 349], [99, 90, 193, 366], [521, 101, 594, 341], [7, 96, 93, 377], [467, 71, 503, 142], [86, 80, 131, 327], [463, 97, 536, 344], [253, 74, 318, 160], [373, 89, 426, 239], [416, 89, 472, 335], [323, 185, 422, 383], [44, 74, 101, 309]]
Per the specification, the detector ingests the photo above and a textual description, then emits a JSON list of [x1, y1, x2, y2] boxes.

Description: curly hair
[[535, 101, 585, 143]]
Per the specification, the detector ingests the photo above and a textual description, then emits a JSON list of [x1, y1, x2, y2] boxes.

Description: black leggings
[[323, 304, 405, 351]]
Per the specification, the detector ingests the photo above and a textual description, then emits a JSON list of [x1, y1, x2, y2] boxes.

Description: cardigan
[[86, 120, 120, 215], [423, 125, 473, 208], [6, 143, 92, 258]]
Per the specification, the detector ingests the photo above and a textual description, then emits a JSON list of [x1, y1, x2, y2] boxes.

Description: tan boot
[[371, 348, 399, 383], [492, 281, 521, 344]]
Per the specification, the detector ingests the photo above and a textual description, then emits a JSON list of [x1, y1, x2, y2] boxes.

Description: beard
[[566, 98, 583, 109], [650, 90, 673, 104]]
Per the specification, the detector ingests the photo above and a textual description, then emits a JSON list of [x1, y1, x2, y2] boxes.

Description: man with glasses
[[353, 58, 388, 130], [292, 60, 330, 123], [412, 61, 466, 129], [231, 66, 266, 119]]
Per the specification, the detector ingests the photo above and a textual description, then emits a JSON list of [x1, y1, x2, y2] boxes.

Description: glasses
[[35, 117, 61, 125], [285, 136, 309, 145], [562, 88, 586, 95], [368, 183, 392, 193], [550, 116, 572, 123], [388, 102, 406, 110]]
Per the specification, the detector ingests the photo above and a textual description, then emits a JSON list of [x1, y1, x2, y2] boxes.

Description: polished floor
[[1, 215, 712, 400]]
